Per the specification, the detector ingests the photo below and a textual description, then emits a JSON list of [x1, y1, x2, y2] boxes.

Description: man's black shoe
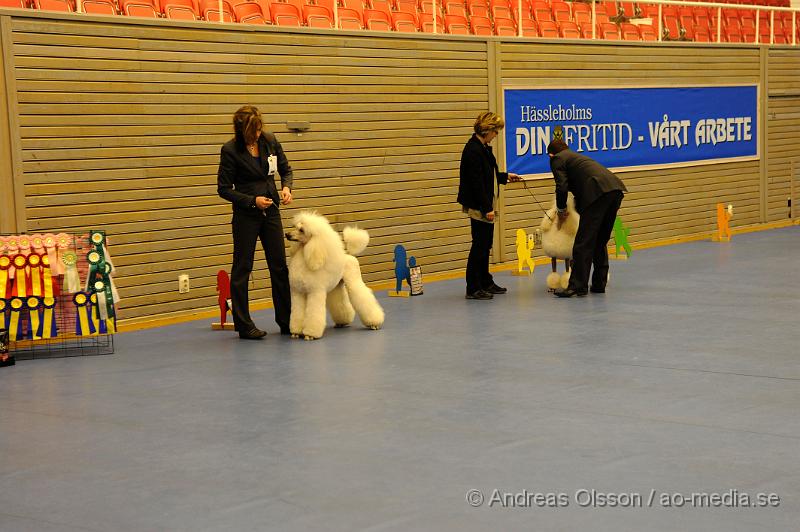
[[239, 327, 267, 339], [589, 286, 605, 294], [465, 289, 493, 300], [554, 288, 588, 298], [485, 284, 507, 294]]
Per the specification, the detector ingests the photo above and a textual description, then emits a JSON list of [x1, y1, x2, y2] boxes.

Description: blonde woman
[[217, 105, 294, 339], [457, 112, 520, 300]]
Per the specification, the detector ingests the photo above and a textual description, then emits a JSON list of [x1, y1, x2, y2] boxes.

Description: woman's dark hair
[[233, 105, 263, 149], [547, 139, 569, 155]]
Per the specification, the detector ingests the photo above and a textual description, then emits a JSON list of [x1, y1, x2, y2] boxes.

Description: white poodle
[[540, 195, 580, 291], [285, 211, 385, 340]]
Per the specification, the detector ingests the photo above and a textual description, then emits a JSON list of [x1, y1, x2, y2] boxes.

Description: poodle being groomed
[[285, 211, 385, 340]]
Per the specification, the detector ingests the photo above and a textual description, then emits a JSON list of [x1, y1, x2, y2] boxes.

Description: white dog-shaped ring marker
[[285, 211, 385, 340], [540, 196, 580, 291]]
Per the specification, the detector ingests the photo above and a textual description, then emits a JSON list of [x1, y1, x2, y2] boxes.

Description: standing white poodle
[[285, 211, 385, 340], [540, 195, 580, 291]]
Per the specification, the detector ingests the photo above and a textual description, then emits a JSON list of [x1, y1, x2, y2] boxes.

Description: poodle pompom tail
[[343, 227, 369, 256]]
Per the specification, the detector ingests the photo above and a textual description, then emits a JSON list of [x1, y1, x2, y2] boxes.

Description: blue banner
[[503, 86, 758, 177]]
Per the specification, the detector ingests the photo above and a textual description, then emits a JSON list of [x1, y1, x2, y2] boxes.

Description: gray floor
[[1, 227, 799, 532]]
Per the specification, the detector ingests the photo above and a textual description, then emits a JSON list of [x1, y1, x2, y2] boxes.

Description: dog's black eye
[[298, 228, 304, 233]]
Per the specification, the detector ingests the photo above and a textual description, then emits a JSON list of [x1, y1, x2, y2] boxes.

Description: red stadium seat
[[470, 14, 492, 35], [201, 0, 232, 20], [490, 0, 511, 20], [282, 0, 303, 16], [418, 0, 443, 18], [246, 0, 269, 19], [419, 12, 445, 32], [494, 17, 517, 35], [164, 4, 196, 17], [122, 0, 158, 16], [204, 8, 233, 21], [35, 0, 73, 11], [520, 17, 537, 36], [466, 0, 488, 18], [337, 6, 364, 28], [639, 23, 657, 41], [598, 0, 618, 19], [392, 10, 418, 31], [571, 1, 590, 27], [663, 14, 681, 40], [532, 4, 551, 22], [161, 0, 197, 15], [364, 7, 391, 29], [80, 0, 117, 13], [444, 0, 465, 16], [341, 0, 364, 21], [271, 2, 301, 25], [693, 25, 711, 42], [369, 0, 391, 15], [550, 0, 570, 18], [445, 13, 469, 34], [510, 0, 532, 22], [0, 0, 27, 8], [724, 15, 741, 33], [233, 1, 266, 23], [315, 0, 335, 16], [725, 26, 743, 42], [552, 2, 570, 24], [598, 21, 621, 39], [538, 19, 558, 37], [639, 3, 658, 20], [620, 22, 640, 40], [304, 4, 332, 26], [618, 1, 637, 18], [394, 0, 416, 12], [739, 9, 755, 29], [559, 20, 580, 38]]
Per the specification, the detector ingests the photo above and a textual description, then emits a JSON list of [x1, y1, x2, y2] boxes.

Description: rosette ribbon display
[[8, 297, 25, 341], [0, 255, 11, 299], [41, 297, 57, 339], [62, 251, 81, 294], [73, 292, 95, 336], [26, 296, 43, 340]]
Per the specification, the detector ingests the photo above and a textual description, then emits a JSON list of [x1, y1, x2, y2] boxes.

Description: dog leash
[[518, 179, 554, 221]]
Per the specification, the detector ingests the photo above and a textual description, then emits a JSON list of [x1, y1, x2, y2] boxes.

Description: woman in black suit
[[457, 112, 520, 300], [217, 105, 294, 339]]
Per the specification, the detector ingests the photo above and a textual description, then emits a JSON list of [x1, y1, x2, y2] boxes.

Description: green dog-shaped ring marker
[[613, 216, 632, 259]]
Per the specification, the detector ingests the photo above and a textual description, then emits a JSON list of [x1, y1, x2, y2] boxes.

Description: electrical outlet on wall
[[178, 274, 190, 294]]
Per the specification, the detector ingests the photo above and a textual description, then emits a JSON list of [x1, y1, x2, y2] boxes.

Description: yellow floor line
[[119, 220, 799, 333]]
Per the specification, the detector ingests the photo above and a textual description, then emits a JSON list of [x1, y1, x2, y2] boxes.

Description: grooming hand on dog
[[285, 212, 385, 340]]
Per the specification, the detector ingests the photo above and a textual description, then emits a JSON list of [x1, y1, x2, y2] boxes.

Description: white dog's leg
[[342, 257, 384, 330], [327, 281, 355, 328], [302, 290, 328, 340], [290, 290, 306, 338]]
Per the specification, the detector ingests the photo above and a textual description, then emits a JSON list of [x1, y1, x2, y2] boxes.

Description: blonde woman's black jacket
[[457, 134, 509, 215], [550, 149, 626, 214], [217, 132, 293, 215]]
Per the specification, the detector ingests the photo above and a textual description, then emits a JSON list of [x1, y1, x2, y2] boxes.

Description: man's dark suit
[[550, 149, 627, 293], [218, 133, 293, 332]]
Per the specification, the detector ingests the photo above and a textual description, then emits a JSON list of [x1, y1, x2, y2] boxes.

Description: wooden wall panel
[[766, 49, 800, 222], [6, 14, 488, 321], [1, 11, 797, 325]]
